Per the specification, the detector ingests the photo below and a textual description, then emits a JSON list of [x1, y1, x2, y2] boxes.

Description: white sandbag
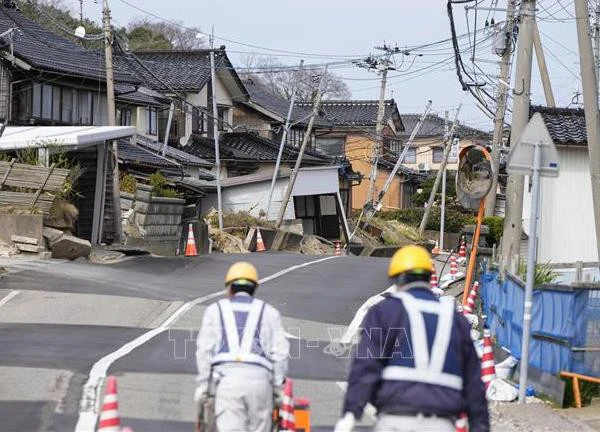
[[486, 378, 518, 402]]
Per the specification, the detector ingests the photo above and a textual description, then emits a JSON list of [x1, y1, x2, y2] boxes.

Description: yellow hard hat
[[388, 245, 433, 278], [225, 261, 259, 285]]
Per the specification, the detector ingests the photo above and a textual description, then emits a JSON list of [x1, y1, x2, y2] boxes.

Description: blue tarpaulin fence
[[481, 270, 600, 377]]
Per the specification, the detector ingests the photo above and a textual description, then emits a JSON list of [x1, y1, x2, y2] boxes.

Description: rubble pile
[[208, 225, 249, 254], [299, 235, 334, 255]]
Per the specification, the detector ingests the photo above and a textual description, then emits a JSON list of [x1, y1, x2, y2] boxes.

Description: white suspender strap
[[240, 299, 264, 354], [429, 296, 455, 373], [218, 299, 240, 352], [386, 292, 462, 390]]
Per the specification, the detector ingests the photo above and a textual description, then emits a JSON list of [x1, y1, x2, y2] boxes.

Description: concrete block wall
[[127, 184, 185, 256]]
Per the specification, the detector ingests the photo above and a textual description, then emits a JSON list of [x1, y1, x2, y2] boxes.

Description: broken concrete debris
[[43, 227, 91, 260]]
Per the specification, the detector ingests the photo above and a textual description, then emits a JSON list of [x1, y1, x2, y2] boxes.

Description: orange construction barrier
[[560, 371, 600, 408], [294, 397, 311, 432], [184, 223, 198, 257], [255, 228, 266, 252]]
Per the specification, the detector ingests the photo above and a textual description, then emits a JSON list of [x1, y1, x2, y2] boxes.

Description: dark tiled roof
[[242, 78, 328, 126], [0, 6, 136, 83], [399, 113, 491, 139], [298, 99, 404, 130], [118, 140, 180, 170], [134, 136, 212, 168], [530, 105, 586, 146], [185, 132, 328, 165], [378, 158, 426, 180], [115, 84, 169, 107], [119, 49, 247, 98]]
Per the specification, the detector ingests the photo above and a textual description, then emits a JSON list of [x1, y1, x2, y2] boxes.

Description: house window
[[433, 147, 444, 163], [78, 91, 92, 124], [217, 106, 229, 131], [315, 137, 345, 156], [404, 147, 417, 164], [61, 88, 73, 123], [118, 108, 132, 126], [192, 107, 205, 133], [294, 196, 316, 218], [147, 107, 158, 135], [32, 83, 42, 117], [41, 85, 53, 119], [52, 87, 61, 121]]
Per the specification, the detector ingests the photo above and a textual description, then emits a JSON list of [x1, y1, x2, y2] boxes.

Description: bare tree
[[127, 18, 207, 50], [241, 55, 351, 102]]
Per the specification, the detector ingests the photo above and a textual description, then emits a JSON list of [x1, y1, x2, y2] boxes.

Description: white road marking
[[75, 255, 338, 432], [0, 290, 20, 308]]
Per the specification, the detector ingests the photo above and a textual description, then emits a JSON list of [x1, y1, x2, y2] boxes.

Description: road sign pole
[[518, 139, 542, 404]]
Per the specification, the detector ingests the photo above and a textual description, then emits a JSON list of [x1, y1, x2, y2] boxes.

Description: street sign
[[506, 113, 560, 177]]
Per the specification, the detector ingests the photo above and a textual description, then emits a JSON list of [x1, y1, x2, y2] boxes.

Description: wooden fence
[[0, 159, 70, 214]]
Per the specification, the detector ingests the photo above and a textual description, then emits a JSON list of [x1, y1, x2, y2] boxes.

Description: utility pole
[[501, 0, 536, 268], [161, 102, 175, 156], [266, 60, 304, 219], [440, 111, 449, 250], [533, 22, 556, 107], [594, 1, 600, 102], [210, 41, 223, 231], [276, 72, 326, 227], [575, 0, 600, 264], [485, 0, 516, 217], [103, 0, 121, 243], [360, 45, 401, 207], [419, 104, 462, 236]]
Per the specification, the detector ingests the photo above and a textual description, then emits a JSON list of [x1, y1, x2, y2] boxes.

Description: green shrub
[[120, 173, 137, 194], [517, 260, 558, 286], [148, 172, 181, 198], [483, 216, 504, 246], [380, 207, 472, 233]]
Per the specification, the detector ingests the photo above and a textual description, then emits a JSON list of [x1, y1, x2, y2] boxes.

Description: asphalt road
[[0, 253, 390, 431]]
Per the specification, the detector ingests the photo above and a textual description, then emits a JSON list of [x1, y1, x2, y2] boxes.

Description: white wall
[[203, 177, 295, 220], [203, 167, 341, 220], [522, 146, 598, 263]]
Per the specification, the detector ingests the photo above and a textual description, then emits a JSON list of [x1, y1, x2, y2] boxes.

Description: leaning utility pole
[[532, 21, 556, 107], [209, 42, 223, 231], [419, 104, 462, 236], [575, 0, 600, 263], [362, 45, 401, 206], [266, 60, 304, 219], [103, 0, 121, 243], [440, 111, 449, 250], [501, 0, 536, 268], [485, 0, 516, 217], [275, 72, 326, 227]]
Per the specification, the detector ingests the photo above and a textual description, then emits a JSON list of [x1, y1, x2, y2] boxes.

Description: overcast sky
[[62, 0, 581, 133]]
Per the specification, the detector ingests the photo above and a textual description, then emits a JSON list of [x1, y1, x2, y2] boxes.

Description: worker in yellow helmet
[[195, 261, 290, 432], [335, 245, 489, 432]]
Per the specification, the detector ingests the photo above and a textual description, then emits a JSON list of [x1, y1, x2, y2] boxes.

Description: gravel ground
[[490, 400, 597, 431]]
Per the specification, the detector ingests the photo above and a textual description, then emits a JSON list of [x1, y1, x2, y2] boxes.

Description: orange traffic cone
[[184, 223, 198, 257], [255, 228, 266, 252], [481, 328, 496, 388], [97, 376, 120, 432], [430, 271, 439, 290], [335, 241, 341, 256], [279, 379, 295, 431], [459, 237, 467, 259], [432, 240, 440, 254], [455, 412, 468, 432], [449, 254, 458, 279], [463, 281, 479, 313]]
